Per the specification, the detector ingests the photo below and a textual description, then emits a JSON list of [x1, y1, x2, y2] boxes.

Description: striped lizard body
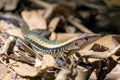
[[25, 30, 100, 58]]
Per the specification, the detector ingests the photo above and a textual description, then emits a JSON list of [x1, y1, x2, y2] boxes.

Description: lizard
[[22, 28, 100, 58], [0, 13, 100, 58]]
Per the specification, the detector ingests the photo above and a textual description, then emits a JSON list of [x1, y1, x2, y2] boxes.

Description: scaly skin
[[25, 30, 100, 58], [0, 13, 100, 58]]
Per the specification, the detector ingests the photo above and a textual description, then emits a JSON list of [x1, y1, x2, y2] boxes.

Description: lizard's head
[[69, 34, 101, 51]]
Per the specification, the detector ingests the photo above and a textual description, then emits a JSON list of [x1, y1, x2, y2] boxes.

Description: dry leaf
[[37, 9, 46, 16], [0, 20, 22, 38], [42, 55, 57, 67], [0, 64, 10, 79], [49, 32, 57, 41], [9, 52, 35, 64], [34, 56, 42, 67], [0, 33, 6, 43], [4, 0, 19, 11], [67, 17, 93, 33], [43, 5, 56, 19], [10, 59, 39, 77], [105, 64, 120, 80], [56, 33, 80, 42], [64, 26, 76, 33], [2, 72, 28, 80], [21, 10, 47, 30], [48, 17, 60, 32], [112, 35, 120, 47], [2, 73, 13, 80], [37, 55, 57, 70]]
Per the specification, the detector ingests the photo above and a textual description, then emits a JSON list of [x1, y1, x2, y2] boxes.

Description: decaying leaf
[[21, 10, 47, 30], [36, 55, 57, 70], [3, 0, 19, 11], [64, 26, 76, 33], [48, 17, 60, 32], [0, 63, 10, 79], [1, 73, 13, 80], [105, 64, 120, 80], [0, 20, 22, 38], [67, 17, 94, 33], [10, 59, 39, 77], [9, 51, 35, 65], [0, 33, 7, 43], [49, 32, 57, 41], [56, 33, 79, 42], [34, 56, 42, 68]]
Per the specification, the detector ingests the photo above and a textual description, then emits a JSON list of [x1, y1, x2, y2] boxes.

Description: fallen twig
[[67, 17, 94, 33], [28, 0, 51, 8], [2, 36, 15, 54]]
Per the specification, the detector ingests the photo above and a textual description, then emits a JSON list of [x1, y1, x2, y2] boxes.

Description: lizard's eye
[[84, 37, 89, 41]]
